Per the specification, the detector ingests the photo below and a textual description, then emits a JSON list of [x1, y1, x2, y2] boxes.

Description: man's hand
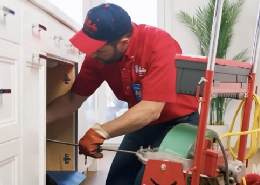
[[79, 123, 110, 158]]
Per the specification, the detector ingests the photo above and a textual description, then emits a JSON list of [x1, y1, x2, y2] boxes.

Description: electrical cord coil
[[219, 93, 260, 160]]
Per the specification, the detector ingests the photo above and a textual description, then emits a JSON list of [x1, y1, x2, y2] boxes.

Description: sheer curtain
[[99, 0, 158, 145]]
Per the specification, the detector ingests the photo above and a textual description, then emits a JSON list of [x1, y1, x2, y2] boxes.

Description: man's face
[[89, 38, 130, 65]]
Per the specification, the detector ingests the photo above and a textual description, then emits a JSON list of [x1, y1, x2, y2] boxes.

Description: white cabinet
[[0, 39, 22, 184], [0, 0, 91, 184]]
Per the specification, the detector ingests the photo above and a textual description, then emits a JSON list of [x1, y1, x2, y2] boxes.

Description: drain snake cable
[[217, 93, 260, 185]]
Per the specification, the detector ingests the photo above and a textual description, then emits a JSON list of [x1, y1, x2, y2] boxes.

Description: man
[[46, 3, 200, 185]]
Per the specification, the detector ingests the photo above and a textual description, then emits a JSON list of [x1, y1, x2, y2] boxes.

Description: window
[[98, 0, 158, 144]]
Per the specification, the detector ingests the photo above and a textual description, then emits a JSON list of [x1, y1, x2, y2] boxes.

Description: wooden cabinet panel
[[46, 60, 76, 171]]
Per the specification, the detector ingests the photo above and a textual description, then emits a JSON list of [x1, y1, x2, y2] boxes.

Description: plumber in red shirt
[[46, 3, 199, 185]]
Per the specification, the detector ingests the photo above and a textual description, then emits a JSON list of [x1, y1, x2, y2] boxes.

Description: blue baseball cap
[[70, 3, 132, 54]]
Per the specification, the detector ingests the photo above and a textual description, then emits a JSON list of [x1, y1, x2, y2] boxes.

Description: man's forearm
[[100, 101, 165, 138], [47, 92, 80, 124]]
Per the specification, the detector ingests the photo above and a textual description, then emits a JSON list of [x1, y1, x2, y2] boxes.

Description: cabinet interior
[[46, 58, 76, 171]]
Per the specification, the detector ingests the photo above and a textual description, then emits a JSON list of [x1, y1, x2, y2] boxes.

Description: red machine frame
[[141, 0, 260, 185], [190, 0, 260, 184]]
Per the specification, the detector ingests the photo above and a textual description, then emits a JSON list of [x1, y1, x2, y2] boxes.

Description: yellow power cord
[[218, 93, 260, 160], [242, 176, 247, 185]]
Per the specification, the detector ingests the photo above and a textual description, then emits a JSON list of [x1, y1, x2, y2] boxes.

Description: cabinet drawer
[[0, 39, 21, 144], [46, 14, 63, 57], [60, 24, 79, 62], [46, 14, 79, 62], [22, 1, 47, 52], [0, 0, 22, 44]]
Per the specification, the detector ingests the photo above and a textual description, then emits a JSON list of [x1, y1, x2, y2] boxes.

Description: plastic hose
[[219, 93, 260, 160]]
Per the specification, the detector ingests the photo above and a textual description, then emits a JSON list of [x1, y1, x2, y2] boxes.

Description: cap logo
[[84, 18, 98, 34]]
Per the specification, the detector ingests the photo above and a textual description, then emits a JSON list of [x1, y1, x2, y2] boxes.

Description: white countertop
[[28, 0, 82, 32]]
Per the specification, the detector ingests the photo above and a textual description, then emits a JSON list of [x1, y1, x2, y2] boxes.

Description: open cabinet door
[[76, 0, 108, 173], [77, 53, 98, 173]]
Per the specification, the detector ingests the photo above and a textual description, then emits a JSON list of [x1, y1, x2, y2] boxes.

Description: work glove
[[79, 123, 110, 159]]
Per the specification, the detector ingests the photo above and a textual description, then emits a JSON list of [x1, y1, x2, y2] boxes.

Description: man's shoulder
[[136, 24, 181, 51], [136, 24, 168, 35]]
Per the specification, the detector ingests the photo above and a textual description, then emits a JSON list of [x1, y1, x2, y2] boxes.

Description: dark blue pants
[[105, 111, 199, 185]]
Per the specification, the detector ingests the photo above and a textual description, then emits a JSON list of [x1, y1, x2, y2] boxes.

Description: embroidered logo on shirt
[[134, 65, 139, 73], [131, 83, 142, 101], [134, 65, 146, 77]]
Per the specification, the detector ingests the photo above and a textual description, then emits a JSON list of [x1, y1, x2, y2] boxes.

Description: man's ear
[[117, 37, 130, 52]]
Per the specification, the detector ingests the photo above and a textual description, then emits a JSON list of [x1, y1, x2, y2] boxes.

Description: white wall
[[164, 0, 260, 147], [48, 0, 83, 25]]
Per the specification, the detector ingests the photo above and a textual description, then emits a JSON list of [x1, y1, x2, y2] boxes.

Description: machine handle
[[206, 0, 224, 71], [1, 5, 15, 16], [32, 24, 47, 32], [0, 89, 11, 94], [250, 2, 260, 73]]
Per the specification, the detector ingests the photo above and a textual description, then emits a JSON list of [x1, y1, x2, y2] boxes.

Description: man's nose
[[89, 52, 97, 58]]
